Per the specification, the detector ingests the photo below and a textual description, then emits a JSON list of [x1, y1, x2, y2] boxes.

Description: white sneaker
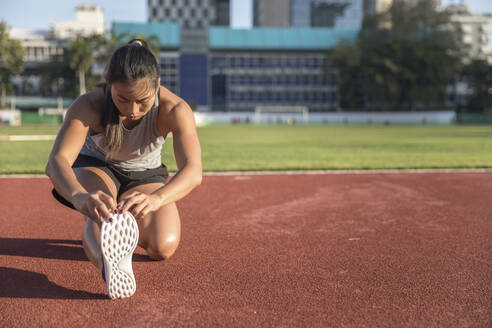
[[100, 212, 139, 299]]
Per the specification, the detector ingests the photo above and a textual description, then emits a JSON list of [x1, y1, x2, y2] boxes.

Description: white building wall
[[451, 13, 492, 63], [52, 5, 105, 39]]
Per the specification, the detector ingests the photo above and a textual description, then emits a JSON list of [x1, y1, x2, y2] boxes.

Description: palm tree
[[0, 21, 25, 108], [67, 36, 94, 95]]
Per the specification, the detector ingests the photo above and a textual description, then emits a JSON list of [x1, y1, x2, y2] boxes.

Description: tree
[[328, 0, 463, 110], [67, 36, 95, 95], [0, 21, 25, 108], [38, 52, 77, 98], [461, 59, 492, 112]]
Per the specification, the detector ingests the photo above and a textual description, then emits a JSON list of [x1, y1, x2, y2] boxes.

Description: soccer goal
[[254, 106, 309, 124]]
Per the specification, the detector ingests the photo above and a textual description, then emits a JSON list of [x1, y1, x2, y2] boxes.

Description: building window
[[159, 0, 163, 5], [190, 8, 195, 17], [178, 8, 183, 17], [165, 8, 170, 16], [184, 0, 189, 5], [152, 8, 157, 17]]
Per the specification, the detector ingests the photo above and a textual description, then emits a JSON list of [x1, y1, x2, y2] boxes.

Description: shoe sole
[[100, 212, 139, 299]]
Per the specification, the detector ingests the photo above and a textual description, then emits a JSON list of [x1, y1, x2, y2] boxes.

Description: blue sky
[[0, 0, 490, 31]]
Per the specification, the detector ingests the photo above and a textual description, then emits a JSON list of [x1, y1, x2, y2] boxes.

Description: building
[[254, 0, 363, 29], [114, 22, 358, 112], [363, 0, 392, 17], [9, 29, 64, 65], [253, 0, 291, 27], [363, 0, 444, 18], [397, 0, 441, 9], [309, 0, 363, 28], [447, 4, 492, 64], [52, 5, 105, 39], [8, 5, 105, 96], [9, 28, 65, 95], [147, 0, 230, 29], [209, 28, 358, 112]]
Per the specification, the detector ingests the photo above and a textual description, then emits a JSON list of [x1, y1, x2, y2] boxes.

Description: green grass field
[[1, 124, 492, 174]]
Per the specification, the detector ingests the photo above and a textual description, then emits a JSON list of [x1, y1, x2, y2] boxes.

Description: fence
[[194, 111, 456, 125]]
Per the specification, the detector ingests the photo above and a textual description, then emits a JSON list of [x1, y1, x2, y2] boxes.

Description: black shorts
[[52, 154, 169, 210]]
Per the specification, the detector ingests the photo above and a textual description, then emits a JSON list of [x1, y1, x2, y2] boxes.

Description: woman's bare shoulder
[[68, 87, 105, 130], [158, 86, 185, 114], [156, 86, 195, 135]]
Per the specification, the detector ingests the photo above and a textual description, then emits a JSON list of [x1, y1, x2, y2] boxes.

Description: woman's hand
[[72, 191, 117, 224], [117, 191, 162, 219]]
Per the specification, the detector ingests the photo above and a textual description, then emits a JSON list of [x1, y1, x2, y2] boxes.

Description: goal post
[[254, 106, 309, 124]]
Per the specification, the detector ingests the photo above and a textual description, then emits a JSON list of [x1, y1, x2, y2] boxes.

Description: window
[[159, 0, 163, 5], [152, 8, 157, 17], [178, 8, 183, 16], [190, 8, 195, 17], [165, 8, 170, 16]]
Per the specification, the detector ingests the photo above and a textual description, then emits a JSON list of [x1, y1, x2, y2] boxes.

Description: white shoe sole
[[100, 212, 139, 299]]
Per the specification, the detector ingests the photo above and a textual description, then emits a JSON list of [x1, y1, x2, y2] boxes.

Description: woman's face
[[110, 78, 159, 122]]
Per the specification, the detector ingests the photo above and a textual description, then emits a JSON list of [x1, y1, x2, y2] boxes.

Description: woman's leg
[[73, 167, 118, 270], [119, 183, 181, 261]]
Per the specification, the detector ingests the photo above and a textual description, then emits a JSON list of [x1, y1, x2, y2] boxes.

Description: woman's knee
[[146, 234, 180, 261]]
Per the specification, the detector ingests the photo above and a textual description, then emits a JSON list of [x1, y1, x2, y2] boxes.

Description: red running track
[[0, 173, 491, 327]]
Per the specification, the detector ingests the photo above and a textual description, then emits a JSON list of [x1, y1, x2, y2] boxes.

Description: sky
[[0, 0, 252, 30], [0, 0, 490, 31]]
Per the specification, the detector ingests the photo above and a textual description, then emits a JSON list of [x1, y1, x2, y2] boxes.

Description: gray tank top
[[79, 105, 166, 171]]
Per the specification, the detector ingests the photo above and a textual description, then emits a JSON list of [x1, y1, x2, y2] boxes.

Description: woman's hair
[[101, 38, 160, 159]]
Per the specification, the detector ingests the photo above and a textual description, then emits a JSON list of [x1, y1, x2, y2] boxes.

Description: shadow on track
[[0, 238, 148, 261], [0, 267, 107, 299]]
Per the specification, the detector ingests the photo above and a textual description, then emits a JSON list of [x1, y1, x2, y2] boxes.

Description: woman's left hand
[[117, 191, 162, 219]]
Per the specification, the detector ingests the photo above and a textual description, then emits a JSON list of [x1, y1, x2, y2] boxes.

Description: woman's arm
[[45, 95, 116, 222], [119, 101, 202, 217]]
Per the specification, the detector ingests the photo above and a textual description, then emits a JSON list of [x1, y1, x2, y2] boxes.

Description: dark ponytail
[[102, 38, 160, 159]]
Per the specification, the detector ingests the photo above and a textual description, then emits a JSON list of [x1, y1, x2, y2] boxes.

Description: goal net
[[254, 106, 309, 124]]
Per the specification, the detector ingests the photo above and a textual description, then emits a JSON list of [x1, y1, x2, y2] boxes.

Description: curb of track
[[2, 168, 492, 179]]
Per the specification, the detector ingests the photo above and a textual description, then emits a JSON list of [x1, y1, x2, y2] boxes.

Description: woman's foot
[[100, 212, 139, 299]]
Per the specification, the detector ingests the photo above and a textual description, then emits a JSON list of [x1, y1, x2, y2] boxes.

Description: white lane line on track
[[0, 135, 56, 141], [2, 168, 492, 179], [0, 134, 173, 141], [204, 168, 492, 175]]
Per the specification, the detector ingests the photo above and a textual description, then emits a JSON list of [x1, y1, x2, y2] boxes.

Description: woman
[[45, 39, 202, 299]]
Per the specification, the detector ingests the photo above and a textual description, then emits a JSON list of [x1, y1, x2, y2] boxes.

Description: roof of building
[[9, 28, 51, 41], [209, 27, 358, 50], [111, 23, 358, 50], [112, 22, 180, 47]]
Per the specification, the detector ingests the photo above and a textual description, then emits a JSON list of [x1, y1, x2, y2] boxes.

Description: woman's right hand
[[72, 191, 117, 224]]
